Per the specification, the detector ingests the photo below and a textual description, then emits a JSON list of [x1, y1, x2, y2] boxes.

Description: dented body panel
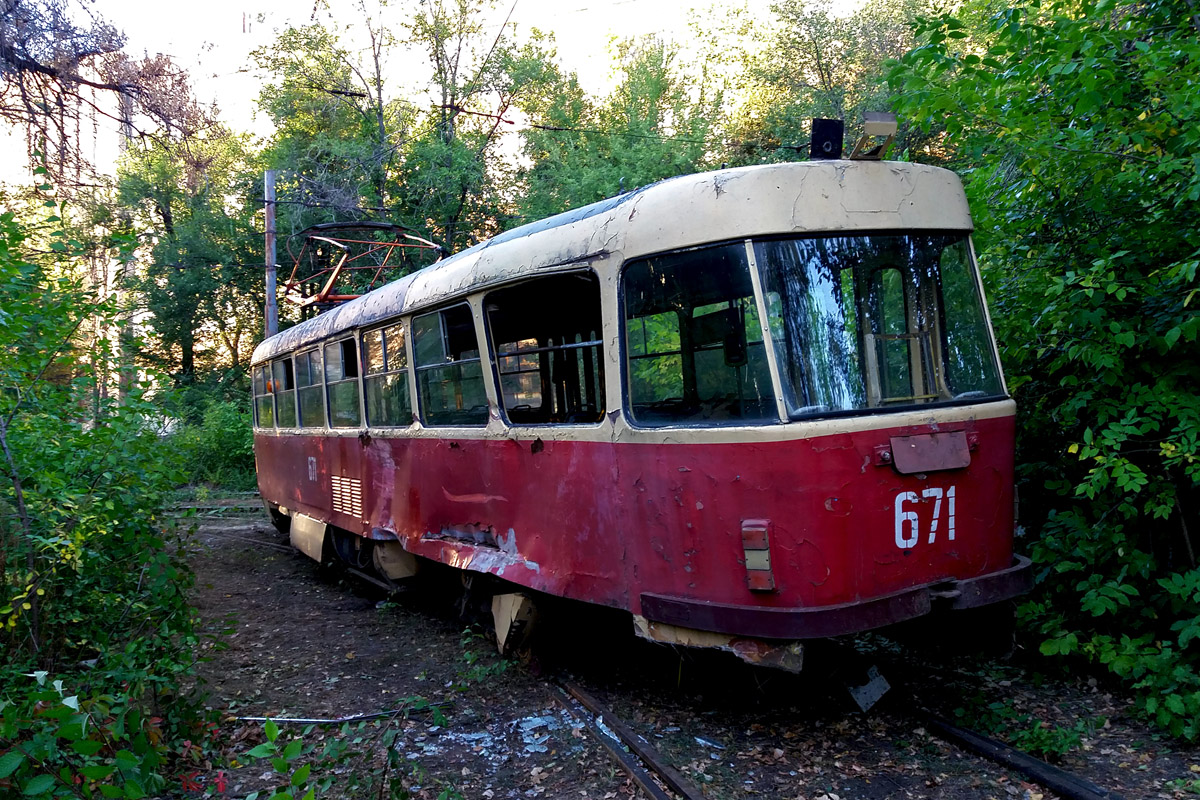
[[254, 402, 1019, 632]]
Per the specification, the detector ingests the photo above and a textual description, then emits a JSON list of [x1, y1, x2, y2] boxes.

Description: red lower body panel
[[255, 413, 1020, 635]]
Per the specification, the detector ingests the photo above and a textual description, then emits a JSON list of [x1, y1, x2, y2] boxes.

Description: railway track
[[549, 675, 1125, 800], [187, 500, 1175, 799]]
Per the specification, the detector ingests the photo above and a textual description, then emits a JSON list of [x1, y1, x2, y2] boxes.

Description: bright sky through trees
[[105, 0, 777, 133]]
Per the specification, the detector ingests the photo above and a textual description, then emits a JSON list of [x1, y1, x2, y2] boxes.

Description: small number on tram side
[[893, 486, 956, 549]]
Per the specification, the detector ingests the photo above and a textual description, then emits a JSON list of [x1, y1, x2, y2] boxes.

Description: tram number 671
[[894, 487, 956, 549]]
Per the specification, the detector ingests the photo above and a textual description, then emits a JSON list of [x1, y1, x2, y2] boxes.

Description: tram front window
[[752, 233, 1004, 418]]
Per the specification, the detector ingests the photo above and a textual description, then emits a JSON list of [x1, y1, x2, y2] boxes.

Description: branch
[[0, 39, 128, 94]]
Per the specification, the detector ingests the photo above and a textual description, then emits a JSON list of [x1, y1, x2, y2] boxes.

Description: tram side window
[[324, 338, 362, 427], [363, 323, 413, 426], [485, 272, 605, 425], [623, 243, 778, 426], [272, 358, 297, 427], [295, 349, 325, 428], [253, 365, 274, 428], [413, 304, 488, 426]]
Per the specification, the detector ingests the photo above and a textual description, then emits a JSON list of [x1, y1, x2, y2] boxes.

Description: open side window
[[413, 304, 488, 427], [324, 338, 362, 428], [363, 322, 413, 427], [485, 272, 605, 425]]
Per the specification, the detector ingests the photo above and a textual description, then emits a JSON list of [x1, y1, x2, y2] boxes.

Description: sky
[[2, 0, 861, 183], [102, 0, 776, 136]]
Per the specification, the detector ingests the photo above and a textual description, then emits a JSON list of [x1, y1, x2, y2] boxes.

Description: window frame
[[271, 356, 298, 428], [362, 320, 415, 428], [294, 347, 327, 430], [323, 336, 363, 429], [483, 269, 606, 428], [749, 230, 1007, 421], [619, 239, 783, 429], [412, 302, 490, 428], [252, 363, 274, 429]]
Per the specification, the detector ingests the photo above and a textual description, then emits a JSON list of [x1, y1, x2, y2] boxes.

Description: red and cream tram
[[251, 159, 1031, 669]]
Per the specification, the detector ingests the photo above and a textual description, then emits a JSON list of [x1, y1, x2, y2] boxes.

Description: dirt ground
[[181, 500, 1200, 800]]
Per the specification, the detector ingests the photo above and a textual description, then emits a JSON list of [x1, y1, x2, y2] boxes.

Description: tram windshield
[[752, 233, 1004, 418]]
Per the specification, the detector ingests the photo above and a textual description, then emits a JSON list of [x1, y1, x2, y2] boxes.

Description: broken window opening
[[486, 272, 605, 426]]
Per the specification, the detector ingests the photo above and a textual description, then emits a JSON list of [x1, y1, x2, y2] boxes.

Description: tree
[[725, 0, 932, 165], [0, 0, 211, 189], [890, 0, 1200, 738], [252, 20, 411, 235], [397, 0, 546, 249], [117, 129, 261, 394], [517, 36, 721, 221]]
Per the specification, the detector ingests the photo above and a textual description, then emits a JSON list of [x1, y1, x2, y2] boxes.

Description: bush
[[890, 0, 1200, 738], [172, 400, 257, 490], [0, 199, 213, 795]]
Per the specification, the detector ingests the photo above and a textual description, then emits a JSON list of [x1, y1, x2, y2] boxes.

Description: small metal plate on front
[[889, 431, 971, 474]]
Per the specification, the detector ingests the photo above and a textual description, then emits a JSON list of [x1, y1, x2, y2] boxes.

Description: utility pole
[[264, 170, 279, 337], [117, 86, 135, 404]]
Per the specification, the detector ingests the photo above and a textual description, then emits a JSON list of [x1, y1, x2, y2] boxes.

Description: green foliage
[[890, 0, 1200, 738], [171, 401, 256, 490], [237, 700, 450, 800], [954, 697, 1096, 761], [0, 673, 198, 799], [242, 719, 322, 800], [517, 36, 720, 221], [455, 626, 508, 687], [725, 0, 938, 165], [117, 129, 262, 385], [0, 192, 209, 797], [251, 22, 403, 232]]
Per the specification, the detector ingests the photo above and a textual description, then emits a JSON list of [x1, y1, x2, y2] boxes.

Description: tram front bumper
[[639, 554, 1034, 640]]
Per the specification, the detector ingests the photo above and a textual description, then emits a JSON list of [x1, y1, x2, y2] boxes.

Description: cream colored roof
[[252, 160, 970, 366]]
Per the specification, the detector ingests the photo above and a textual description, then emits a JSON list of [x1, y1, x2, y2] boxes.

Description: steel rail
[[547, 685, 676, 800], [921, 712, 1125, 800], [555, 680, 708, 800]]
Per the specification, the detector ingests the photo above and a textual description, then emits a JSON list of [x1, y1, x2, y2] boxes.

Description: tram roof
[[252, 159, 971, 365]]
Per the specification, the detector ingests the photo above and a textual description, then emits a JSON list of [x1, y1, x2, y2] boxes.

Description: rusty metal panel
[[256, 410, 1019, 638], [889, 430, 971, 474], [949, 555, 1034, 609]]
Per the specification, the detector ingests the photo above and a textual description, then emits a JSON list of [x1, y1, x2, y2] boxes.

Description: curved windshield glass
[[753, 233, 1003, 418]]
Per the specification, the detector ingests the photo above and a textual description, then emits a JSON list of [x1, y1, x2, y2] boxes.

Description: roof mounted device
[[849, 112, 898, 160], [280, 222, 445, 310], [809, 118, 844, 160]]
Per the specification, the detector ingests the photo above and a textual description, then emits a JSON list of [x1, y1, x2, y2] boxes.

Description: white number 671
[[894, 487, 956, 549]]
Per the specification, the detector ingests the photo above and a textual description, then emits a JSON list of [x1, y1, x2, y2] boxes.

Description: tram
[[250, 156, 1031, 670]]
